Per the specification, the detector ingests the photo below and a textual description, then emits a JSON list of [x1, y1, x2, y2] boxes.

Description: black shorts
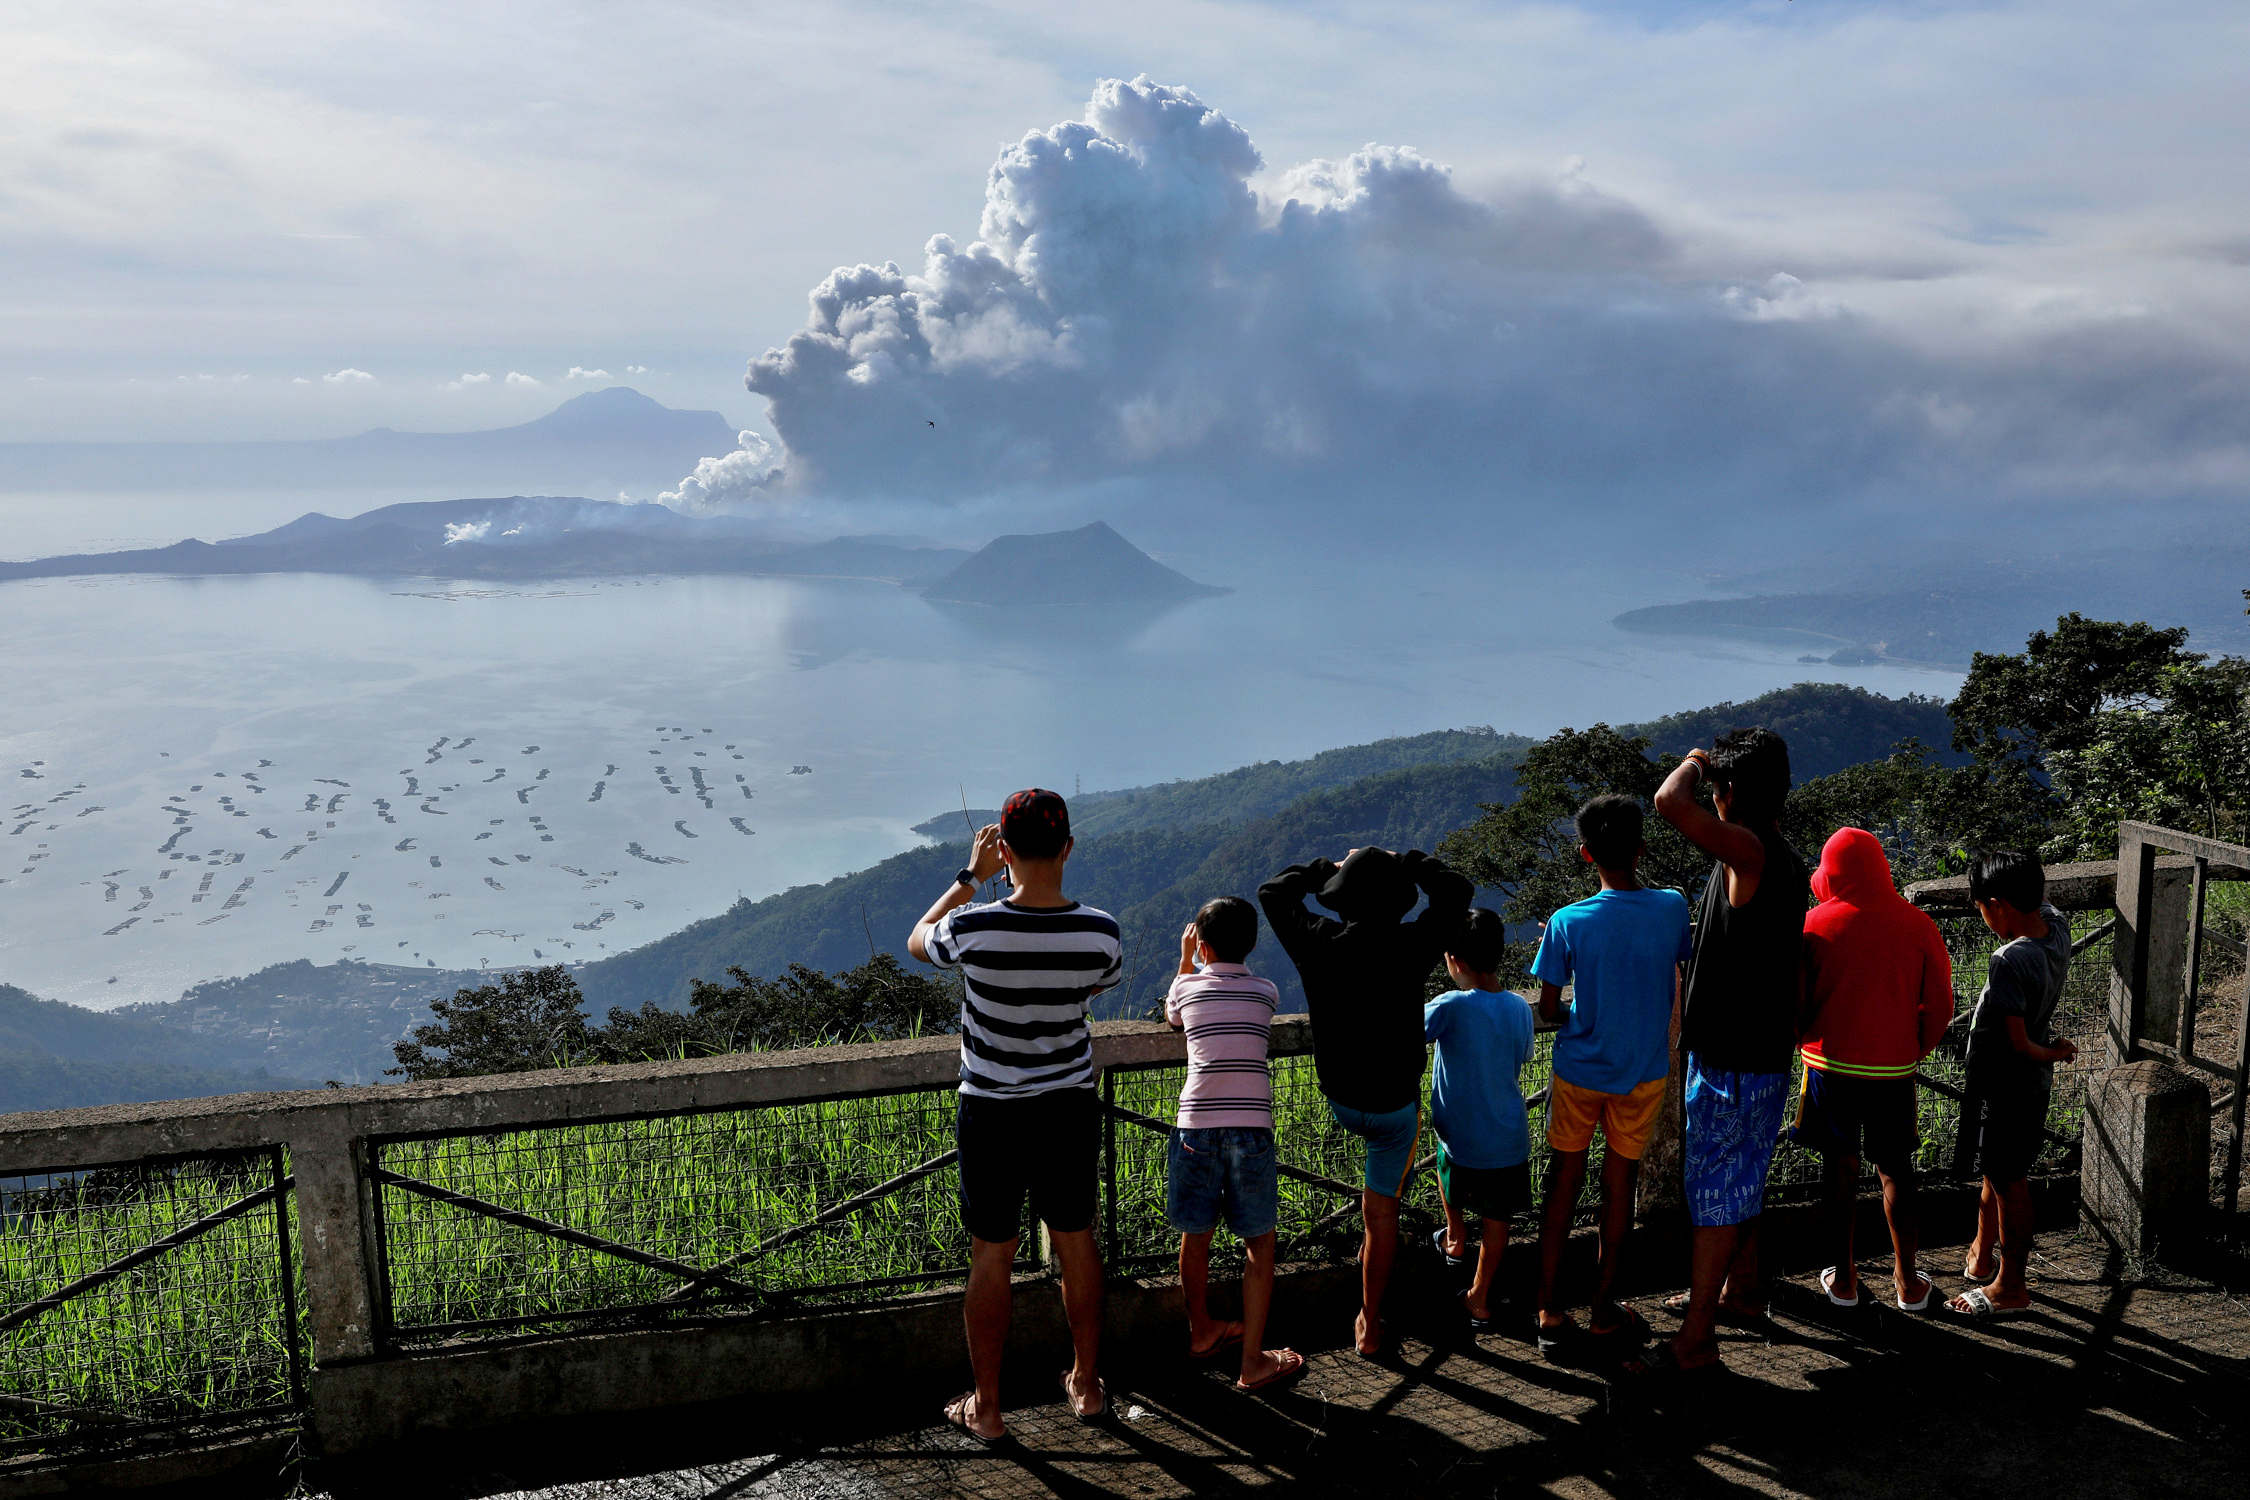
[[1789, 1068, 1919, 1173], [955, 1085, 1100, 1244], [1952, 1087, 2047, 1186]]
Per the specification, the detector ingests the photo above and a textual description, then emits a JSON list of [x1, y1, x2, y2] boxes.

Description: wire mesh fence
[[356, 916, 2137, 1351], [370, 1088, 1039, 1343], [0, 1147, 303, 1462]]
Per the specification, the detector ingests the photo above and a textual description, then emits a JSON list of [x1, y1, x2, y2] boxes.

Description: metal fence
[[369, 1090, 1035, 1344], [0, 1147, 303, 1462]]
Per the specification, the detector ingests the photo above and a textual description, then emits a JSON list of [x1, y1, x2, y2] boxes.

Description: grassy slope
[[578, 682, 1949, 1018]]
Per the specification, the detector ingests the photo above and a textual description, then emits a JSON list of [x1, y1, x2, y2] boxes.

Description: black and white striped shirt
[[925, 898, 1124, 1098]]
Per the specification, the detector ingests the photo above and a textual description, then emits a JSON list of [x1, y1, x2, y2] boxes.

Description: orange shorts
[[1546, 1076, 1667, 1161]]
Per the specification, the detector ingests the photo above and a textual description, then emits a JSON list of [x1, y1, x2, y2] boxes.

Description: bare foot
[[1189, 1319, 1245, 1358], [1667, 1335, 1723, 1372], [1061, 1368, 1106, 1419], [945, 1390, 1005, 1443], [1355, 1308, 1384, 1356], [1963, 1249, 1999, 1281]]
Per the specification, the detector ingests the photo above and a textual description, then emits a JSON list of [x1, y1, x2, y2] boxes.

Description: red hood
[[1812, 827, 1898, 906]]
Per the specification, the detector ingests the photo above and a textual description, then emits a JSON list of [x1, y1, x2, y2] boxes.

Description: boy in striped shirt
[[1164, 897, 1305, 1393], [910, 788, 1122, 1443]]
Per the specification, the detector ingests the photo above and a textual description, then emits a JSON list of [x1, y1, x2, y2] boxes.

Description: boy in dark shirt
[[1260, 846, 1472, 1356], [1645, 727, 1809, 1377], [1948, 850, 2076, 1318]]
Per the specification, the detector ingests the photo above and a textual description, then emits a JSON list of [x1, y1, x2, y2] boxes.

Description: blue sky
[[4, 0, 2245, 523]]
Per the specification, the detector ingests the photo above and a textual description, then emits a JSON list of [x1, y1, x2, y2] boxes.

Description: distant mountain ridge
[[0, 386, 738, 494], [921, 522, 1226, 605], [0, 494, 971, 585]]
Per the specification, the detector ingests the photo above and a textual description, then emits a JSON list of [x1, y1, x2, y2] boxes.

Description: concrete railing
[[1, 1017, 1315, 1474]]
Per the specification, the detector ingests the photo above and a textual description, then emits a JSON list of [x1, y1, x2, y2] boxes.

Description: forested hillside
[[579, 681, 1942, 1020], [0, 983, 313, 1113]]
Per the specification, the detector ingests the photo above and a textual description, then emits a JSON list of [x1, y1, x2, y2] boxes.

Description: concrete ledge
[[0, 1018, 1270, 1170], [1905, 855, 2248, 917], [308, 1259, 1361, 1456], [0, 1431, 295, 1498]]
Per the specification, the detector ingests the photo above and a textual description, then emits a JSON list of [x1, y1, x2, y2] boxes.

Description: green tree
[[1438, 725, 1708, 984], [591, 953, 962, 1061], [388, 966, 592, 1080]]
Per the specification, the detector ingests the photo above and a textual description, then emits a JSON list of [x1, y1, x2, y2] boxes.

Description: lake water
[[1, 488, 1960, 1009]]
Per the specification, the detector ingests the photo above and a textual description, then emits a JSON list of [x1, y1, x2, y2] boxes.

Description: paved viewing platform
[[319, 1221, 2249, 1500]]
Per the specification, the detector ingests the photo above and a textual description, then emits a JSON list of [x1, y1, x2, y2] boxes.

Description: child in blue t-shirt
[[1529, 794, 1694, 1356], [1424, 908, 1537, 1330]]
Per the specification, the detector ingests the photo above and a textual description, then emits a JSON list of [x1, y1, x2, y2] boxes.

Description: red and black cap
[[1000, 788, 1071, 858]]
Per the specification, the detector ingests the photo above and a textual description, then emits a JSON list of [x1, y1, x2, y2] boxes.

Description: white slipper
[[1895, 1277, 1934, 1312], [1946, 1285, 2029, 1320], [1819, 1266, 1862, 1308]]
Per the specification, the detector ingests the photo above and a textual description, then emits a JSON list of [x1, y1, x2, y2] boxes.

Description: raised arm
[[1653, 750, 1766, 904], [908, 824, 1004, 964], [1257, 859, 1342, 954]]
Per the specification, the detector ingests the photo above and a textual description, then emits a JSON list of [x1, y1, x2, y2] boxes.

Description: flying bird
[[926, 420, 936, 427]]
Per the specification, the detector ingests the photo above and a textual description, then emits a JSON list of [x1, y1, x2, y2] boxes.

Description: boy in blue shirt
[[1425, 908, 1537, 1330], [1530, 794, 1695, 1356]]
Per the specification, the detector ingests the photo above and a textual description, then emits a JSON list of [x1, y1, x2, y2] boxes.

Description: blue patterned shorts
[[1683, 1056, 1790, 1228]]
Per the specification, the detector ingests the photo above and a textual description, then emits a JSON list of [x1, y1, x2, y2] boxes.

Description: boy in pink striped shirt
[[1165, 896, 1305, 1393]]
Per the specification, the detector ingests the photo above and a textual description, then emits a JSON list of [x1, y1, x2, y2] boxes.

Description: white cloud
[[504, 371, 542, 386], [442, 521, 490, 544], [660, 431, 782, 513], [625, 365, 648, 374], [566, 366, 609, 380], [439, 372, 492, 390], [717, 75, 2250, 511], [321, 367, 373, 383]]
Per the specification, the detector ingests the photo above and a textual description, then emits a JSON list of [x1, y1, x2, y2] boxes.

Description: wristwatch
[[954, 867, 978, 889]]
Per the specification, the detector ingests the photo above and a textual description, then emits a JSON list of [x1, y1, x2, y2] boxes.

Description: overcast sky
[[7, 0, 2246, 522]]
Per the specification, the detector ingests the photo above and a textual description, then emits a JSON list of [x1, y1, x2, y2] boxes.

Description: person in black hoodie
[[1259, 846, 1472, 1356]]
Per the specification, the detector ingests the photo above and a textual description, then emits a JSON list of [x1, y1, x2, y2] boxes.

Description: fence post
[[2109, 834, 2160, 1065], [289, 1119, 380, 1369], [2082, 1059, 2208, 1261]]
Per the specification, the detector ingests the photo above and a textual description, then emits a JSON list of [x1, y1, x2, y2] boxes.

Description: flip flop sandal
[[1458, 1290, 1495, 1334], [1591, 1305, 1652, 1344], [1191, 1328, 1245, 1363], [1234, 1349, 1308, 1394], [1431, 1226, 1470, 1269], [1660, 1293, 1769, 1329], [1895, 1278, 1935, 1312], [945, 1392, 1008, 1448], [1535, 1321, 1580, 1360], [1616, 1340, 1725, 1382], [1061, 1372, 1109, 1423], [1946, 1286, 2030, 1320], [1819, 1267, 1863, 1308], [1963, 1256, 1999, 1281]]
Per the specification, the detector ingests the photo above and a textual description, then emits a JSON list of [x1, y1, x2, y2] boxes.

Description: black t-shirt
[[1680, 826, 1809, 1076]]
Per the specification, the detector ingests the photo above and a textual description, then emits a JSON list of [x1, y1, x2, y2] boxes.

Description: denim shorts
[[1682, 1056, 1789, 1228], [1327, 1099, 1423, 1198], [1166, 1127, 1279, 1239]]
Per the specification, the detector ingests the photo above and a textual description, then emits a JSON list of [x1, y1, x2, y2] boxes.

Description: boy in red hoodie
[[1794, 828, 1955, 1310]]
